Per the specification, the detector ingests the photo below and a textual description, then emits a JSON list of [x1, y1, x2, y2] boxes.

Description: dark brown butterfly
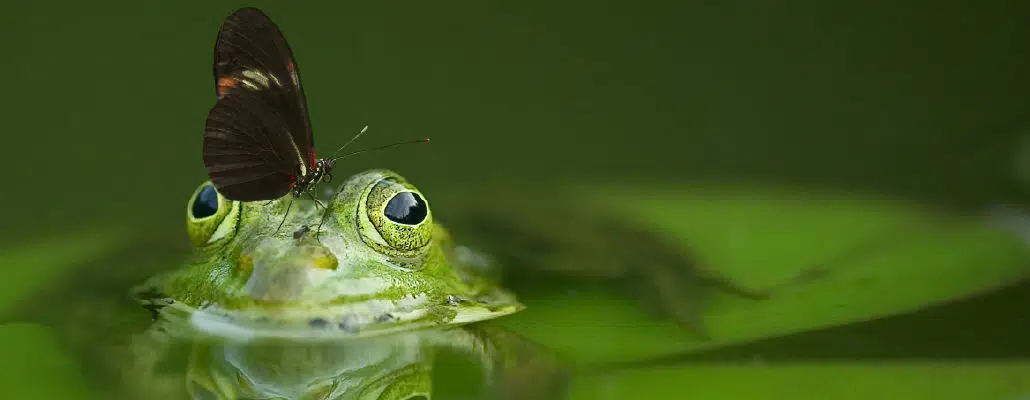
[[202, 7, 332, 202], [202, 7, 428, 217]]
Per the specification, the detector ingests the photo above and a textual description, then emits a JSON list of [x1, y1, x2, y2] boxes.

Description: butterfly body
[[292, 158, 336, 197]]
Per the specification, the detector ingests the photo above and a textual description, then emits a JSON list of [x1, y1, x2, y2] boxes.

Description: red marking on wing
[[287, 59, 295, 71], [289, 175, 297, 188], [217, 77, 240, 97], [309, 149, 316, 170]]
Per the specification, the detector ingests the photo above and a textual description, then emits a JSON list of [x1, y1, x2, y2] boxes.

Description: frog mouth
[[149, 291, 524, 342]]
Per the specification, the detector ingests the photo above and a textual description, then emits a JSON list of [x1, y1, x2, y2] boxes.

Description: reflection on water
[[186, 332, 433, 399], [121, 316, 565, 400]]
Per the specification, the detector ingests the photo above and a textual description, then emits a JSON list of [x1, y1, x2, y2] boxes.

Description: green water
[[3, 1, 1030, 399]]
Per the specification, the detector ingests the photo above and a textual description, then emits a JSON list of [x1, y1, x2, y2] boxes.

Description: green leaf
[[501, 184, 1030, 363], [568, 362, 1030, 400]]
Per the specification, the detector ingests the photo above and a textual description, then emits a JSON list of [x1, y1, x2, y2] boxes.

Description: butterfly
[[202, 7, 333, 202], [201, 8, 428, 238]]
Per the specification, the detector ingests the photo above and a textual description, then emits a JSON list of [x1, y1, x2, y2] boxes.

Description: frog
[[123, 169, 588, 400], [134, 169, 523, 342]]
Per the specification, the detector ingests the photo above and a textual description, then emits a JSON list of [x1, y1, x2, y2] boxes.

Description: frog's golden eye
[[358, 177, 433, 255], [186, 181, 240, 247]]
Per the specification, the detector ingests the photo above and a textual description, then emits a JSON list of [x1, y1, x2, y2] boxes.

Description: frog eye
[[384, 191, 428, 225], [191, 185, 219, 219], [186, 181, 240, 247], [358, 177, 433, 255]]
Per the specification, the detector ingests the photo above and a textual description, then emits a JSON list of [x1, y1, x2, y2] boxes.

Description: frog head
[[133, 169, 522, 341]]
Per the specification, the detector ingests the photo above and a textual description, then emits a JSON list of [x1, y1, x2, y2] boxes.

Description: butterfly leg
[[302, 191, 332, 241], [273, 197, 294, 234]]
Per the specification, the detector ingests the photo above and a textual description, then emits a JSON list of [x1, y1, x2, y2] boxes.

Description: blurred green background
[[4, 1, 1030, 398], [3, 1, 1029, 235]]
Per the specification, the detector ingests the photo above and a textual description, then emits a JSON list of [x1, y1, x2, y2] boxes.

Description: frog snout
[[238, 242, 340, 302], [238, 243, 339, 274]]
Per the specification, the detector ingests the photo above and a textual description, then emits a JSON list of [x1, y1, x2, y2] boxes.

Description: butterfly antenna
[[328, 137, 431, 163], [326, 125, 371, 160]]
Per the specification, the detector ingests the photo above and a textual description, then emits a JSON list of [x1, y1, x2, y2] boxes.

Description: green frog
[[116, 169, 582, 399], [135, 169, 524, 342]]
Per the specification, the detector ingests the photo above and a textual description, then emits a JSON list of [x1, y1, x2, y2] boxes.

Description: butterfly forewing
[[204, 7, 316, 201]]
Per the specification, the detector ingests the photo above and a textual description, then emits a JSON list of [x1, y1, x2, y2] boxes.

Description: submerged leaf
[[494, 183, 1030, 363], [568, 362, 1030, 399]]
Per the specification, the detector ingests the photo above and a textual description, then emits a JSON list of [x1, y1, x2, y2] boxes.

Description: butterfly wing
[[211, 7, 314, 171], [203, 85, 304, 201]]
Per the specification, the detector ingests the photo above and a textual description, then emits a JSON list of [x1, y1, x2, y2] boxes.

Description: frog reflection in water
[[129, 170, 537, 399]]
